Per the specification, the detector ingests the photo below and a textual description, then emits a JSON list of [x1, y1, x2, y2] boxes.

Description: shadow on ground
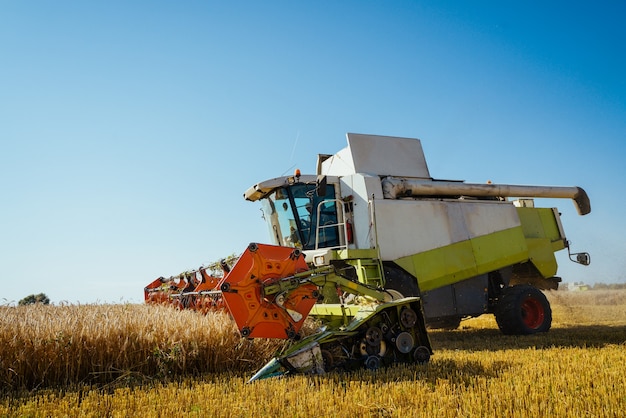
[[429, 324, 626, 351]]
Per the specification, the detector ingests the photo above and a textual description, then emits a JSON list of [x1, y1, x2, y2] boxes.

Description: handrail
[[314, 199, 348, 251]]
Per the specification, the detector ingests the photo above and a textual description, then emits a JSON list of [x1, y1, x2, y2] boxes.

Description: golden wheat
[[0, 304, 286, 391]]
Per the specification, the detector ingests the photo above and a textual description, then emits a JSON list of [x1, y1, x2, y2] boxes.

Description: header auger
[[146, 242, 432, 381], [144, 264, 226, 313], [145, 133, 590, 381], [221, 243, 432, 381]]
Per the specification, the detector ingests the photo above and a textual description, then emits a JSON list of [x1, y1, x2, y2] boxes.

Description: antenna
[[289, 131, 300, 162], [280, 164, 297, 177], [280, 131, 300, 176]]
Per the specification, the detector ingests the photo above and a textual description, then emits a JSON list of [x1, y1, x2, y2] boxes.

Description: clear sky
[[1, 1, 625, 304]]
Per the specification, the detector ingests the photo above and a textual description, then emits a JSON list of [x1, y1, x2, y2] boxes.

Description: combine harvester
[[145, 133, 590, 381]]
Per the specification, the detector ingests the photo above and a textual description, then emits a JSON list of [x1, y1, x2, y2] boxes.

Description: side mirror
[[569, 251, 591, 266]]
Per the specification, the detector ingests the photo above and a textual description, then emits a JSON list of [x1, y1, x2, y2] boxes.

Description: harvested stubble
[[1, 343, 625, 417], [1, 290, 626, 417], [0, 304, 285, 391]]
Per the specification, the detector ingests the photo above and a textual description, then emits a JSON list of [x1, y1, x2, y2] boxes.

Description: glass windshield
[[260, 182, 339, 250]]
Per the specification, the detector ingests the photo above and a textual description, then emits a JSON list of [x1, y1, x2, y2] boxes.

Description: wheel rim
[[521, 296, 545, 329]]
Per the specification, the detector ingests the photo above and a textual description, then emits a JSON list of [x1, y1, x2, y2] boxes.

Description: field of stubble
[[1, 290, 625, 417]]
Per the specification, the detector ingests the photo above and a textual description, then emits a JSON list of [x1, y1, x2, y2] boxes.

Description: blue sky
[[1, 1, 624, 304]]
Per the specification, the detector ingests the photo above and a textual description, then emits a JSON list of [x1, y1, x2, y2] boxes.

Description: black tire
[[494, 285, 552, 335]]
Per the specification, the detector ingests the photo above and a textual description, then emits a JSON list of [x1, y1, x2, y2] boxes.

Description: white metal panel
[[374, 199, 521, 260], [375, 200, 462, 259], [320, 146, 355, 176], [244, 175, 320, 201], [461, 200, 521, 237], [339, 174, 384, 249], [321, 133, 431, 178], [346, 133, 430, 178]]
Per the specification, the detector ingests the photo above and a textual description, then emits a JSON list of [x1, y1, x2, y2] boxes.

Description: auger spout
[[381, 177, 591, 215]]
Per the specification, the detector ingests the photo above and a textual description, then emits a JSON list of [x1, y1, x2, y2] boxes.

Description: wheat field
[[1, 290, 625, 417]]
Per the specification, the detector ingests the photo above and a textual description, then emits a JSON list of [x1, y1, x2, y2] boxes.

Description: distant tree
[[565, 282, 626, 291], [18, 293, 51, 306], [592, 282, 626, 290]]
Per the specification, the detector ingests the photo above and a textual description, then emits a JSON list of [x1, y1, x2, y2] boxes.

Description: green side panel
[[334, 248, 380, 260], [406, 240, 478, 292], [517, 207, 566, 250], [517, 207, 546, 238], [395, 226, 529, 292], [310, 304, 362, 317], [471, 226, 529, 272], [309, 304, 362, 328], [538, 210, 562, 241], [352, 258, 383, 287], [551, 239, 566, 253], [516, 207, 565, 276], [525, 238, 558, 278]]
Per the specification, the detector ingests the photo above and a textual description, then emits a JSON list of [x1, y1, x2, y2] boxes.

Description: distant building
[[566, 282, 590, 291]]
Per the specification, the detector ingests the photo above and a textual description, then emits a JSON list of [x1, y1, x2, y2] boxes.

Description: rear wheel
[[494, 285, 552, 335]]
